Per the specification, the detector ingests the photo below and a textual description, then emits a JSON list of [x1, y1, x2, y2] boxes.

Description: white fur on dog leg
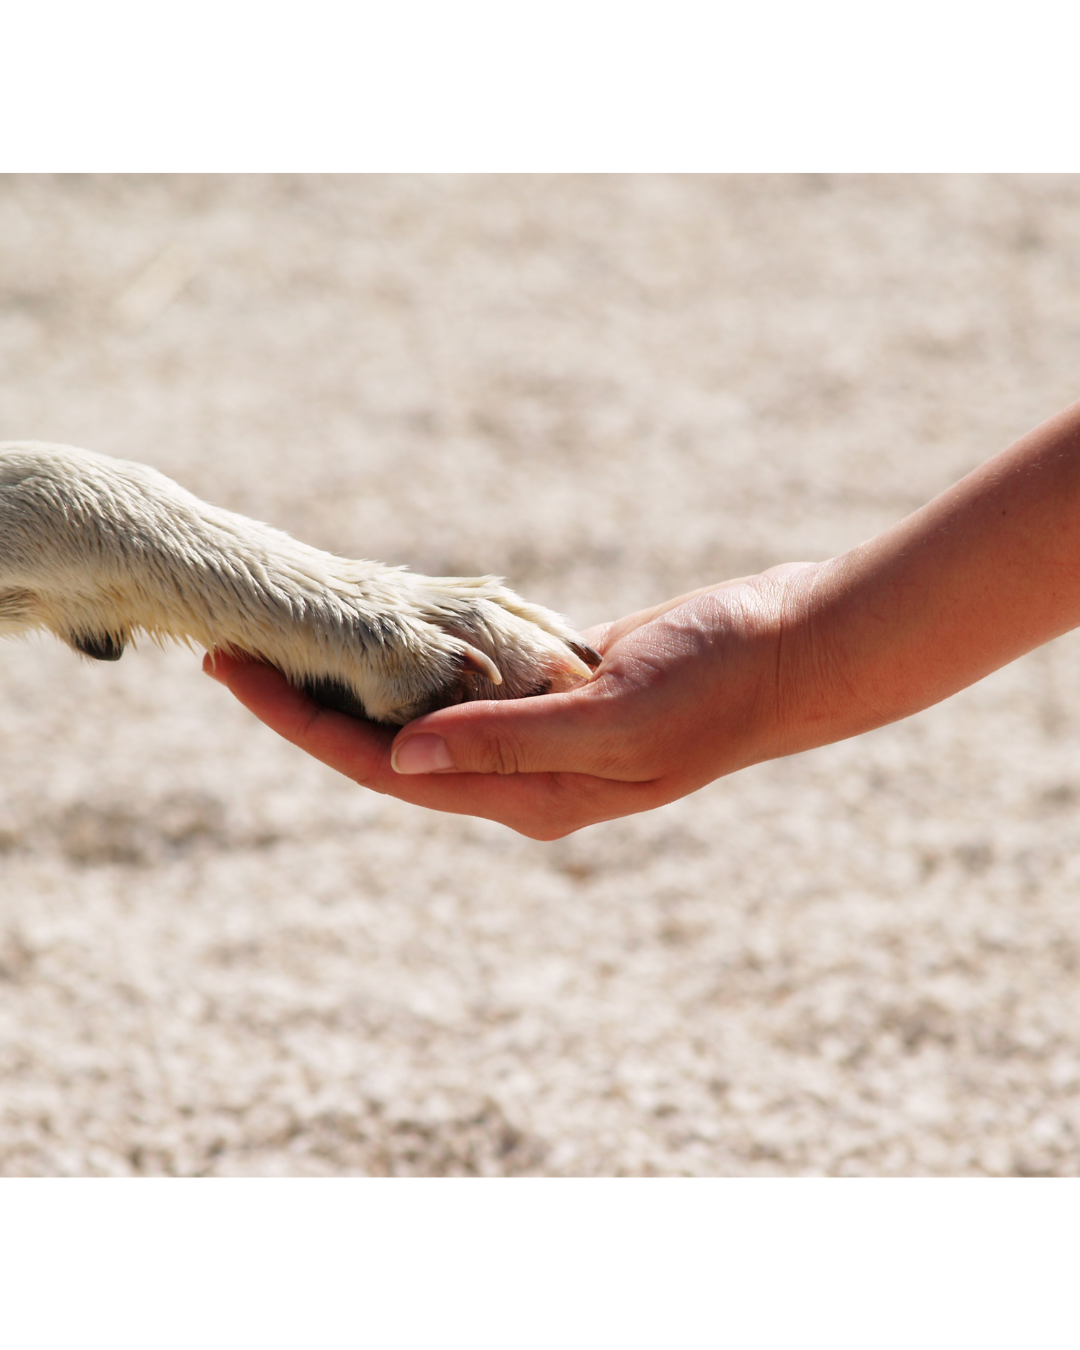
[[0, 441, 597, 725]]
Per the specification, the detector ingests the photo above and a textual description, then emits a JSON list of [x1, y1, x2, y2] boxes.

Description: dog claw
[[460, 644, 503, 685], [568, 640, 603, 670]]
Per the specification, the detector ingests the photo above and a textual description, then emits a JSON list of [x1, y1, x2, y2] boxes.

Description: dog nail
[[569, 640, 603, 669], [460, 644, 502, 685]]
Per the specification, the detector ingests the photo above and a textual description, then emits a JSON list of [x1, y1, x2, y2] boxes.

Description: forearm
[[790, 399, 1080, 745]]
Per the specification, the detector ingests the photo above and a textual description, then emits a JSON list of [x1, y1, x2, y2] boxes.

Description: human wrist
[[782, 542, 955, 752], [762, 555, 887, 758], [697, 560, 840, 768]]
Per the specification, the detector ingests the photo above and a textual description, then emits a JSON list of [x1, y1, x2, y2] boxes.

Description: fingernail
[[391, 734, 455, 775]]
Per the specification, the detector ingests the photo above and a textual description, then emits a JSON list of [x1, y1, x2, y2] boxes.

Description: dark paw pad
[[300, 677, 373, 722], [73, 633, 125, 661]]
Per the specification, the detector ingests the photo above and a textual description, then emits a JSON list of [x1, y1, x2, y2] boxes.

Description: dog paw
[[294, 570, 602, 725], [0, 441, 601, 725]]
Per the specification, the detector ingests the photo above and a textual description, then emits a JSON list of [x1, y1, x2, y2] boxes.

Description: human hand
[[203, 563, 823, 839], [204, 399, 1080, 838]]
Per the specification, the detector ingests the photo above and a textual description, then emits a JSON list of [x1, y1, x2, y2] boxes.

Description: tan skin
[[205, 399, 1080, 841]]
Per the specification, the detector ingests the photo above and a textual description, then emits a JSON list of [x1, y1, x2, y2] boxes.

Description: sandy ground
[[1, 174, 1080, 1175]]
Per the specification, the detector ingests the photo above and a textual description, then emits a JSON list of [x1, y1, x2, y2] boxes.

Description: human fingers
[[391, 575, 813, 792], [204, 651, 627, 783], [388, 669, 657, 781], [586, 578, 757, 651], [204, 585, 732, 789], [203, 651, 396, 788], [204, 651, 658, 836]]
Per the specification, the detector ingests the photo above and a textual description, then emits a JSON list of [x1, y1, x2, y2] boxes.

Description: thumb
[[390, 685, 629, 779]]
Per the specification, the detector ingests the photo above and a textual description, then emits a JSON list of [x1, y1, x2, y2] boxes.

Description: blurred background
[[1, 174, 1079, 1174]]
